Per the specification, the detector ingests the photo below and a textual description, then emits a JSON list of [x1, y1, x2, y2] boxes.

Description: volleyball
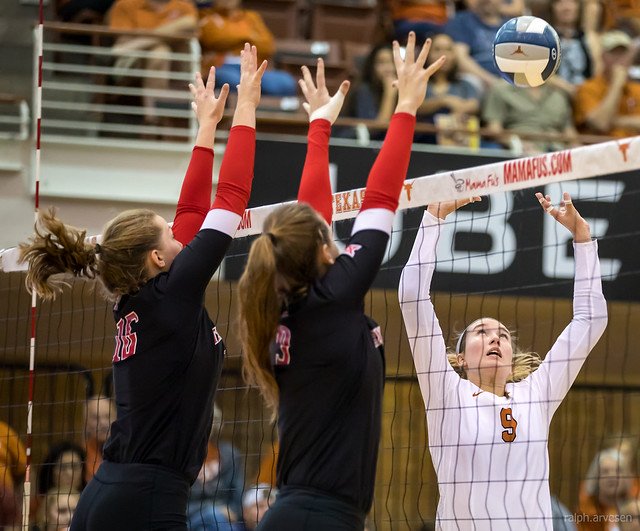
[[493, 16, 561, 88]]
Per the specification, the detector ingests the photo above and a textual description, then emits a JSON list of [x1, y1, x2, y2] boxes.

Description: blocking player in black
[[238, 33, 446, 531], [20, 45, 266, 530]]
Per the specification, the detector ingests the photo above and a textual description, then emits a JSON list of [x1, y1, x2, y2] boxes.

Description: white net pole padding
[[1, 136, 638, 272]]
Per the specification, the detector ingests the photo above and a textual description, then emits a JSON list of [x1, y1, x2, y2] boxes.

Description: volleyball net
[[1, 137, 640, 528]]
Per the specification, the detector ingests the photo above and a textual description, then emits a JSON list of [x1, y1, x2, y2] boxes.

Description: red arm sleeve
[[297, 119, 333, 225], [212, 125, 256, 215], [172, 146, 213, 246], [361, 113, 416, 213]]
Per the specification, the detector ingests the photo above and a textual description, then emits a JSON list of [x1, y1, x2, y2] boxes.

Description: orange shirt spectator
[[0, 422, 26, 528], [389, 0, 449, 25], [109, 0, 197, 31], [388, 0, 449, 41], [83, 395, 115, 483], [575, 30, 640, 138], [577, 447, 635, 531], [198, 1, 275, 69]]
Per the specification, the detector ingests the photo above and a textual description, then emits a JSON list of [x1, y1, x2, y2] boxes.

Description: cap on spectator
[[601, 31, 633, 52], [242, 483, 275, 508]]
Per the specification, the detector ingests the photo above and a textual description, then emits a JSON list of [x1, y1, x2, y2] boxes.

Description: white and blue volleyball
[[493, 16, 561, 87]]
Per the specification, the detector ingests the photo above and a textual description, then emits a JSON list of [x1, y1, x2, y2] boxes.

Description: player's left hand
[[299, 58, 350, 124], [189, 67, 229, 126], [535, 191, 591, 243]]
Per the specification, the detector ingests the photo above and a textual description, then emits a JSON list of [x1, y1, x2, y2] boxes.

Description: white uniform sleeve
[[399, 211, 460, 409], [529, 240, 608, 417]]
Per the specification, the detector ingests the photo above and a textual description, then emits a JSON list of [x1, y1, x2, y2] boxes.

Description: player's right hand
[[427, 196, 482, 220], [394, 31, 446, 115]]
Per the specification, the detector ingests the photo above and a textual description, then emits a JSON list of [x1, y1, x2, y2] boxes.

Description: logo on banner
[[618, 142, 630, 162], [503, 151, 572, 184]]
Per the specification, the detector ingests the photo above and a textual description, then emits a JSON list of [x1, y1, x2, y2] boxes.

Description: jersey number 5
[[500, 407, 518, 443]]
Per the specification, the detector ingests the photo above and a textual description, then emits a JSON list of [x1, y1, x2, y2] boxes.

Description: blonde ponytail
[[238, 234, 282, 415], [19, 208, 98, 300], [238, 203, 331, 416]]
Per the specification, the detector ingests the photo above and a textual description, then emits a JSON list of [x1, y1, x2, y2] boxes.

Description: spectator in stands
[[497, 0, 525, 17], [56, 0, 115, 23], [255, 440, 278, 487], [418, 32, 481, 145], [444, 0, 512, 89], [577, 447, 635, 530], [83, 394, 115, 482], [482, 78, 577, 153], [346, 43, 397, 140], [0, 421, 26, 528], [35, 488, 81, 531], [187, 404, 244, 530], [620, 498, 640, 530], [108, 0, 198, 126], [551, 495, 577, 531], [197, 0, 297, 96], [240, 484, 276, 530], [600, 0, 640, 35], [38, 442, 86, 497], [549, 0, 602, 99], [575, 30, 640, 138], [387, 0, 450, 42]]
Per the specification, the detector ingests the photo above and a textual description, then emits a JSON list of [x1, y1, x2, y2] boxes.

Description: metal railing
[[37, 22, 200, 144]]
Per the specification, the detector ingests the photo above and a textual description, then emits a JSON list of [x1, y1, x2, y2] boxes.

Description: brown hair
[[19, 208, 161, 301], [447, 326, 542, 383], [238, 203, 331, 415]]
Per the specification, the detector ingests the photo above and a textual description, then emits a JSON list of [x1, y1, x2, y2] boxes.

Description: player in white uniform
[[399, 192, 608, 530]]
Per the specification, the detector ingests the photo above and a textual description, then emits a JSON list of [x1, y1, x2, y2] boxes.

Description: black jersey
[[103, 228, 230, 484], [273, 228, 387, 514]]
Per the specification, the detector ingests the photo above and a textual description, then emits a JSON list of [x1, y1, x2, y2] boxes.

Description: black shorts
[[70, 461, 189, 531], [256, 487, 366, 531]]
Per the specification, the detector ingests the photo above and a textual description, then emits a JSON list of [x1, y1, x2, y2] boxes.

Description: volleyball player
[[20, 44, 266, 530], [238, 33, 446, 531], [399, 193, 608, 530]]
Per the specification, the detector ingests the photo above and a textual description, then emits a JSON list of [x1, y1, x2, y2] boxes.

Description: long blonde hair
[[237, 203, 331, 416], [19, 208, 161, 301], [446, 326, 542, 382]]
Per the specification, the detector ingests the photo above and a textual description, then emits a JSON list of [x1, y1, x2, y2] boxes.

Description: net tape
[[2, 136, 638, 272]]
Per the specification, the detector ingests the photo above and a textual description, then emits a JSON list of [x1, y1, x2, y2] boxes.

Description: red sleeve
[[361, 113, 416, 212], [211, 125, 256, 215], [172, 146, 213, 246], [297, 119, 332, 225]]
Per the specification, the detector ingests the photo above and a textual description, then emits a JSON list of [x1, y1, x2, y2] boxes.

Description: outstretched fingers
[[315, 58, 326, 91], [415, 37, 432, 69], [204, 66, 215, 94]]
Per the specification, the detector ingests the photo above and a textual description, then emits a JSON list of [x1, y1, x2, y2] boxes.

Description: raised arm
[[399, 199, 480, 407], [297, 59, 350, 225], [172, 67, 229, 246], [322, 32, 446, 304], [166, 44, 266, 301], [529, 192, 608, 416]]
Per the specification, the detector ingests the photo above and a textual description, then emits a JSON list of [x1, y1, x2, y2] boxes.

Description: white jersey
[[399, 211, 608, 531]]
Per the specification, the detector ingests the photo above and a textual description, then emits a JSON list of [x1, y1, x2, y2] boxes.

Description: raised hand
[[236, 43, 268, 109], [394, 31, 446, 115], [189, 67, 229, 126], [298, 58, 350, 124], [535, 191, 591, 243], [427, 196, 482, 220]]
